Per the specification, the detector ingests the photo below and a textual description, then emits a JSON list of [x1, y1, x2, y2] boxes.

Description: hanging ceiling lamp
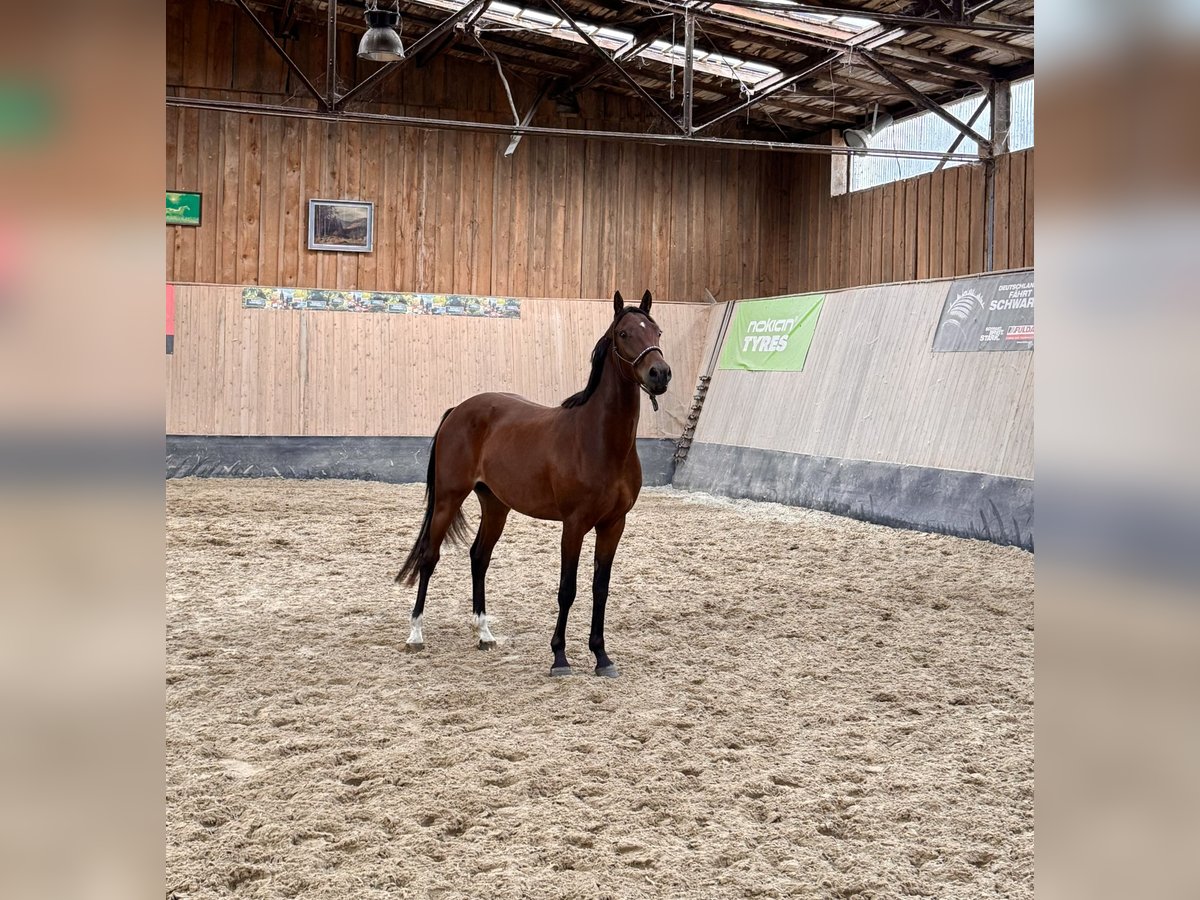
[[357, 1, 405, 62]]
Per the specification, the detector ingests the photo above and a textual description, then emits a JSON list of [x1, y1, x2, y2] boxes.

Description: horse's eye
[[619, 331, 627, 338]]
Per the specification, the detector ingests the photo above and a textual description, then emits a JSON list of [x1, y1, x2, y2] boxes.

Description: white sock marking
[[407, 614, 424, 645], [471, 613, 496, 644]]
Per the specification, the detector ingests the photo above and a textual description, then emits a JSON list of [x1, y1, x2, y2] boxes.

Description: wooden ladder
[[673, 299, 735, 465]]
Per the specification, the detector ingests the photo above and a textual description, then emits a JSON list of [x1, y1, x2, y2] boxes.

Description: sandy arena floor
[[166, 478, 1033, 899]]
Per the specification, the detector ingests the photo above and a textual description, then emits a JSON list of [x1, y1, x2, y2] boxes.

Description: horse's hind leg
[[469, 485, 510, 650], [407, 491, 470, 650]]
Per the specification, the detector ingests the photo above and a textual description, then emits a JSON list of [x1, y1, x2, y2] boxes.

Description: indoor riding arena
[[166, 2, 1034, 897]]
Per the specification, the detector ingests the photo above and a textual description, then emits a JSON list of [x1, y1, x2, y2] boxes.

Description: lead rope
[[612, 344, 664, 411]]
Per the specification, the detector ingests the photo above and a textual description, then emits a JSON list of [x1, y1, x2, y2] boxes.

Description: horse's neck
[[589, 354, 641, 456]]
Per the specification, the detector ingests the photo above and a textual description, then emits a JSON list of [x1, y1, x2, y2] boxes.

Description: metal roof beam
[[693, 50, 843, 132], [543, 0, 684, 132], [858, 51, 991, 151], [233, 0, 328, 110], [701, 2, 1033, 34], [167, 94, 984, 162], [556, 17, 676, 95]]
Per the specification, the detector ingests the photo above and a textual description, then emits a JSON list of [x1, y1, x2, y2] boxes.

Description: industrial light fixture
[[357, 0, 405, 63], [842, 103, 893, 151]]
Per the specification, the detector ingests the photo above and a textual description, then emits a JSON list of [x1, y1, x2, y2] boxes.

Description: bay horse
[[396, 290, 672, 677]]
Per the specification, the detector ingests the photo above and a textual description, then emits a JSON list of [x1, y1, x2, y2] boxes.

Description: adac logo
[[940, 288, 985, 333]]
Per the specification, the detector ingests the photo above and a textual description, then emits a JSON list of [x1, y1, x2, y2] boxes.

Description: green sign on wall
[[166, 191, 202, 227], [718, 293, 825, 372]]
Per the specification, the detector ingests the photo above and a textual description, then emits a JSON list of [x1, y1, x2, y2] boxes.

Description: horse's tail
[[395, 407, 471, 587]]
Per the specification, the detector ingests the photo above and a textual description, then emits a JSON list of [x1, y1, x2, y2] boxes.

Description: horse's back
[[449, 391, 557, 422]]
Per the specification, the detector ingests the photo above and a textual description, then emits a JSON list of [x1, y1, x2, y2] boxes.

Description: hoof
[[478, 640, 496, 651], [594, 664, 619, 678], [405, 642, 426, 653], [549, 666, 574, 677]]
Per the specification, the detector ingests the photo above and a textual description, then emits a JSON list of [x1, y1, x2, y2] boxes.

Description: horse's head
[[610, 290, 672, 397]]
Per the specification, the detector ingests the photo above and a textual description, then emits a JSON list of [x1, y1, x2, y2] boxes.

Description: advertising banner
[[718, 293, 825, 372], [932, 275, 1034, 352]]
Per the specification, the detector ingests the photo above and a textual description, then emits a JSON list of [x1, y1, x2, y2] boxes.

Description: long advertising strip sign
[[242, 286, 521, 318], [932, 274, 1033, 352], [719, 293, 826, 372]]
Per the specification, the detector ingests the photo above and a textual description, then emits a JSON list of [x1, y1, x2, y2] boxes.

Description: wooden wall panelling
[[1008, 148, 1027, 269], [993, 153, 1011, 270], [1022, 151, 1034, 267], [915, 173, 931, 280], [166, 286, 714, 440], [167, 109, 1038, 300]]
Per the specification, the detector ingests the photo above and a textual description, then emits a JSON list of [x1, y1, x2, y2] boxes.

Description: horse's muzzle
[[646, 363, 672, 395]]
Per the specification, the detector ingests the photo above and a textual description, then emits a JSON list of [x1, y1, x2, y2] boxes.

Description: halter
[[612, 342, 665, 412]]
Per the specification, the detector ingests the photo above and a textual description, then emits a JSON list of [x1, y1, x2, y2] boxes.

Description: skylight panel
[[520, 8, 560, 26], [595, 26, 634, 44], [419, 0, 782, 88], [489, 2, 521, 18], [835, 15, 879, 31]]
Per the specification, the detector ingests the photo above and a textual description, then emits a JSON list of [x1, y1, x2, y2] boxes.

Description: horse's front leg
[[549, 523, 587, 677], [589, 516, 625, 678]]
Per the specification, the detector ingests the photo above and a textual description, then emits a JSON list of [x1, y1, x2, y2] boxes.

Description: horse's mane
[[561, 332, 612, 409], [561, 307, 653, 409]]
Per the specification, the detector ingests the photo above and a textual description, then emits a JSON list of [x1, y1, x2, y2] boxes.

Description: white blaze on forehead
[[640, 321, 646, 328]]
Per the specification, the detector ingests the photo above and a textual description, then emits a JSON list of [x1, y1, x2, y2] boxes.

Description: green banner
[[718, 293, 825, 372]]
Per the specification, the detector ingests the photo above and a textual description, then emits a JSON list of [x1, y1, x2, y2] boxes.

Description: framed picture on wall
[[166, 191, 202, 226], [307, 199, 374, 252]]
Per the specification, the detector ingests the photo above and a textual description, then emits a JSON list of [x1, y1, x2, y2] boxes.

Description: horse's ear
[[640, 290, 653, 313], [613, 291, 624, 315]]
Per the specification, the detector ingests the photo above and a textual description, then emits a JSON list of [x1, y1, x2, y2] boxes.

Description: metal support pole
[[990, 78, 1012, 156], [233, 0, 327, 110], [983, 80, 998, 272], [325, 0, 337, 112], [682, 9, 695, 134]]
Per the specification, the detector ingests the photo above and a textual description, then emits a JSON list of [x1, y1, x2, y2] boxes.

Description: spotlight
[[842, 103, 893, 152]]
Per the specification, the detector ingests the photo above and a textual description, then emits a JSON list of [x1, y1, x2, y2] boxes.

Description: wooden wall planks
[[167, 105, 807, 302], [781, 151, 1035, 293], [166, 285, 713, 439], [693, 275, 1035, 479]]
